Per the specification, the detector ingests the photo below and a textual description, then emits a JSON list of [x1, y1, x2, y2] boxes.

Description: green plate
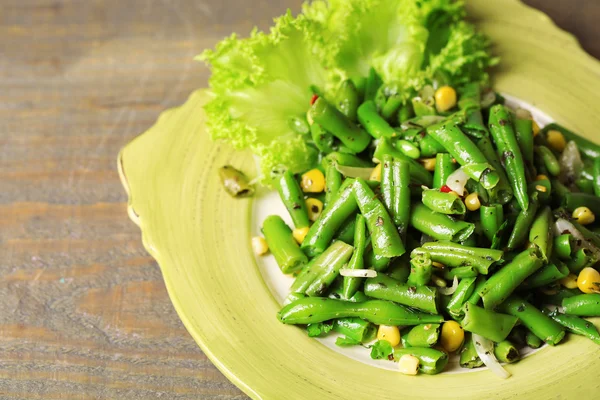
[[119, 0, 600, 398]]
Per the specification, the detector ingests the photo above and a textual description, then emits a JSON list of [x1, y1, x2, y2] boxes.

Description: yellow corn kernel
[[306, 198, 324, 222], [293, 227, 310, 245], [577, 267, 600, 294], [440, 321, 465, 353], [377, 325, 401, 347], [370, 163, 383, 182], [432, 261, 445, 269], [434, 86, 457, 113], [532, 120, 541, 137], [465, 193, 481, 212], [421, 158, 436, 172], [573, 206, 596, 225], [398, 354, 420, 376], [547, 130, 567, 152], [560, 273, 579, 289], [535, 185, 548, 193], [301, 169, 325, 193], [252, 236, 269, 256], [536, 174, 549, 182]]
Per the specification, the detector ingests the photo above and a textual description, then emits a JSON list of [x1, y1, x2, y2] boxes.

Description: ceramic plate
[[118, 0, 600, 398]]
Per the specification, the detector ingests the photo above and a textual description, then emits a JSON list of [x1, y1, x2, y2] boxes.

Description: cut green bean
[[525, 330, 543, 349], [593, 158, 600, 197], [433, 153, 457, 189], [461, 302, 518, 342], [566, 248, 598, 274], [443, 266, 479, 280], [447, 277, 478, 319], [324, 160, 343, 207], [335, 80, 360, 121], [499, 295, 565, 345], [219, 166, 255, 198], [373, 138, 433, 186], [262, 215, 308, 274], [477, 136, 514, 204], [522, 262, 569, 289], [414, 241, 503, 275], [529, 207, 554, 261], [364, 274, 439, 314], [408, 252, 433, 287], [563, 294, 600, 317], [535, 145, 561, 177], [506, 191, 540, 250], [333, 318, 376, 343], [554, 234, 575, 260], [410, 204, 475, 242], [494, 340, 520, 364], [460, 334, 483, 368], [365, 67, 382, 103], [342, 215, 367, 300], [393, 159, 412, 237], [402, 324, 441, 348], [394, 347, 449, 375], [514, 118, 534, 173], [422, 190, 466, 215], [357, 100, 397, 139], [480, 204, 504, 243], [273, 170, 310, 229], [543, 308, 600, 345], [564, 192, 600, 216]]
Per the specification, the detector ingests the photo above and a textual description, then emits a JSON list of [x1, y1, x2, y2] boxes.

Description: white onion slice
[[555, 218, 600, 259], [558, 141, 583, 182], [340, 269, 377, 278], [446, 168, 469, 196], [438, 276, 459, 295], [472, 334, 511, 379]]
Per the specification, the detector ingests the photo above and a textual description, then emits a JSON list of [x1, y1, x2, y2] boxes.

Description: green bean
[[535, 146, 561, 177], [324, 152, 373, 169], [443, 266, 479, 280], [381, 155, 394, 215], [410, 204, 475, 242], [463, 109, 488, 139], [415, 241, 503, 274], [480, 204, 504, 242], [324, 160, 343, 207], [525, 330, 543, 349], [540, 123, 600, 159], [394, 347, 448, 375], [415, 132, 448, 158], [408, 252, 433, 287], [458, 83, 481, 111], [543, 308, 600, 345], [397, 103, 415, 125], [262, 215, 308, 274], [447, 277, 478, 319], [353, 178, 406, 258], [333, 318, 376, 343], [373, 139, 433, 186], [576, 178, 595, 195], [506, 191, 540, 250], [570, 220, 600, 249], [334, 215, 356, 245], [494, 340, 520, 364], [529, 207, 554, 261], [563, 294, 600, 317], [460, 334, 483, 368], [593, 158, 600, 197], [273, 170, 310, 229], [402, 324, 441, 348], [380, 94, 403, 121], [357, 100, 397, 139], [412, 97, 437, 117], [393, 159, 412, 237], [489, 105, 529, 210], [218, 165, 255, 198], [365, 67, 382, 103], [364, 247, 391, 272], [328, 288, 369, 303], [302, 179, 357, 257], [288, 116, 310, 135], [364, 274, 439, 314], [461, 302, 518, 342], [397, 140, 421, 159], [306, 244, 353, 296], [422, 190, 466, 215], [478, 248, 544, 310], [564, 192, 600, 216], [514, 117, 535, 173], [387, 256, 411, 283], [522, 262, 569, 289], [500, 294, 565, 345], [554, 234, 575, 260], [536, 287, 580, 306], [335, 80, 360, 121], [433, 153, 457, 189], [309, 97, 371, 154], [477, 136, 514, 204], [426, 123, 500, 189], [278, 298, 443, 325], [566, 248, 598, 274], [341, 215, 367, 300]]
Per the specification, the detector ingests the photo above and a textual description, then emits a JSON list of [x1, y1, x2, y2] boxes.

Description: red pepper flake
[[310, 94, 319, 105], [440, 185, 452, 193]]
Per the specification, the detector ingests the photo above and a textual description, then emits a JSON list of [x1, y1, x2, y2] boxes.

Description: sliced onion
[[472, 334, 511, 379], [340, 269, 377, 278], [446, 168, 469, 196], [555, 218, 600, 259], [335, 164, 375, 180], [438, 276, 459, 295], [559, 141, 583, 183]]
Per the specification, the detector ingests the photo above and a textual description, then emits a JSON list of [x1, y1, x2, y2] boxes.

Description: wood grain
[[0, 0, 597, 398]]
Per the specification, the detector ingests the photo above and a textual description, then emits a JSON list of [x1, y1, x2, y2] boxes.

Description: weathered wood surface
[[0, 0, 597, 398]]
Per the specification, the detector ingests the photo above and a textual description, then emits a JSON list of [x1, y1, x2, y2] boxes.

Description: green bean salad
[[206, 0, 600, 378]]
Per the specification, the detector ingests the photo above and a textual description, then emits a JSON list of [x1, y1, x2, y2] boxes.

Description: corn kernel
[[301, 169, 325, 193], [560, 273, 579, 289], [435, 86, 457, 113], [536, 174, 549, 182], [465, 193, 481, 211], [421, 158, 437, 172], [252, 236, 269, 256], [377, 325, 401, 347], [370, 163, 383, 182], [535, 185, 547, 193], [293, 227, 310, 244], [306, 198, 324, 222], [398, 354, 420, 376], [573, 206, 596, 225], [547, 130, 567, 152], [577, 267, 600, 294], [440, 321, 465, 353], [532, 120, 541, 136]]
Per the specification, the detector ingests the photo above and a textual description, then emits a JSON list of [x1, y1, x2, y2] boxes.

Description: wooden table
[[1, 1, 597, 398]]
